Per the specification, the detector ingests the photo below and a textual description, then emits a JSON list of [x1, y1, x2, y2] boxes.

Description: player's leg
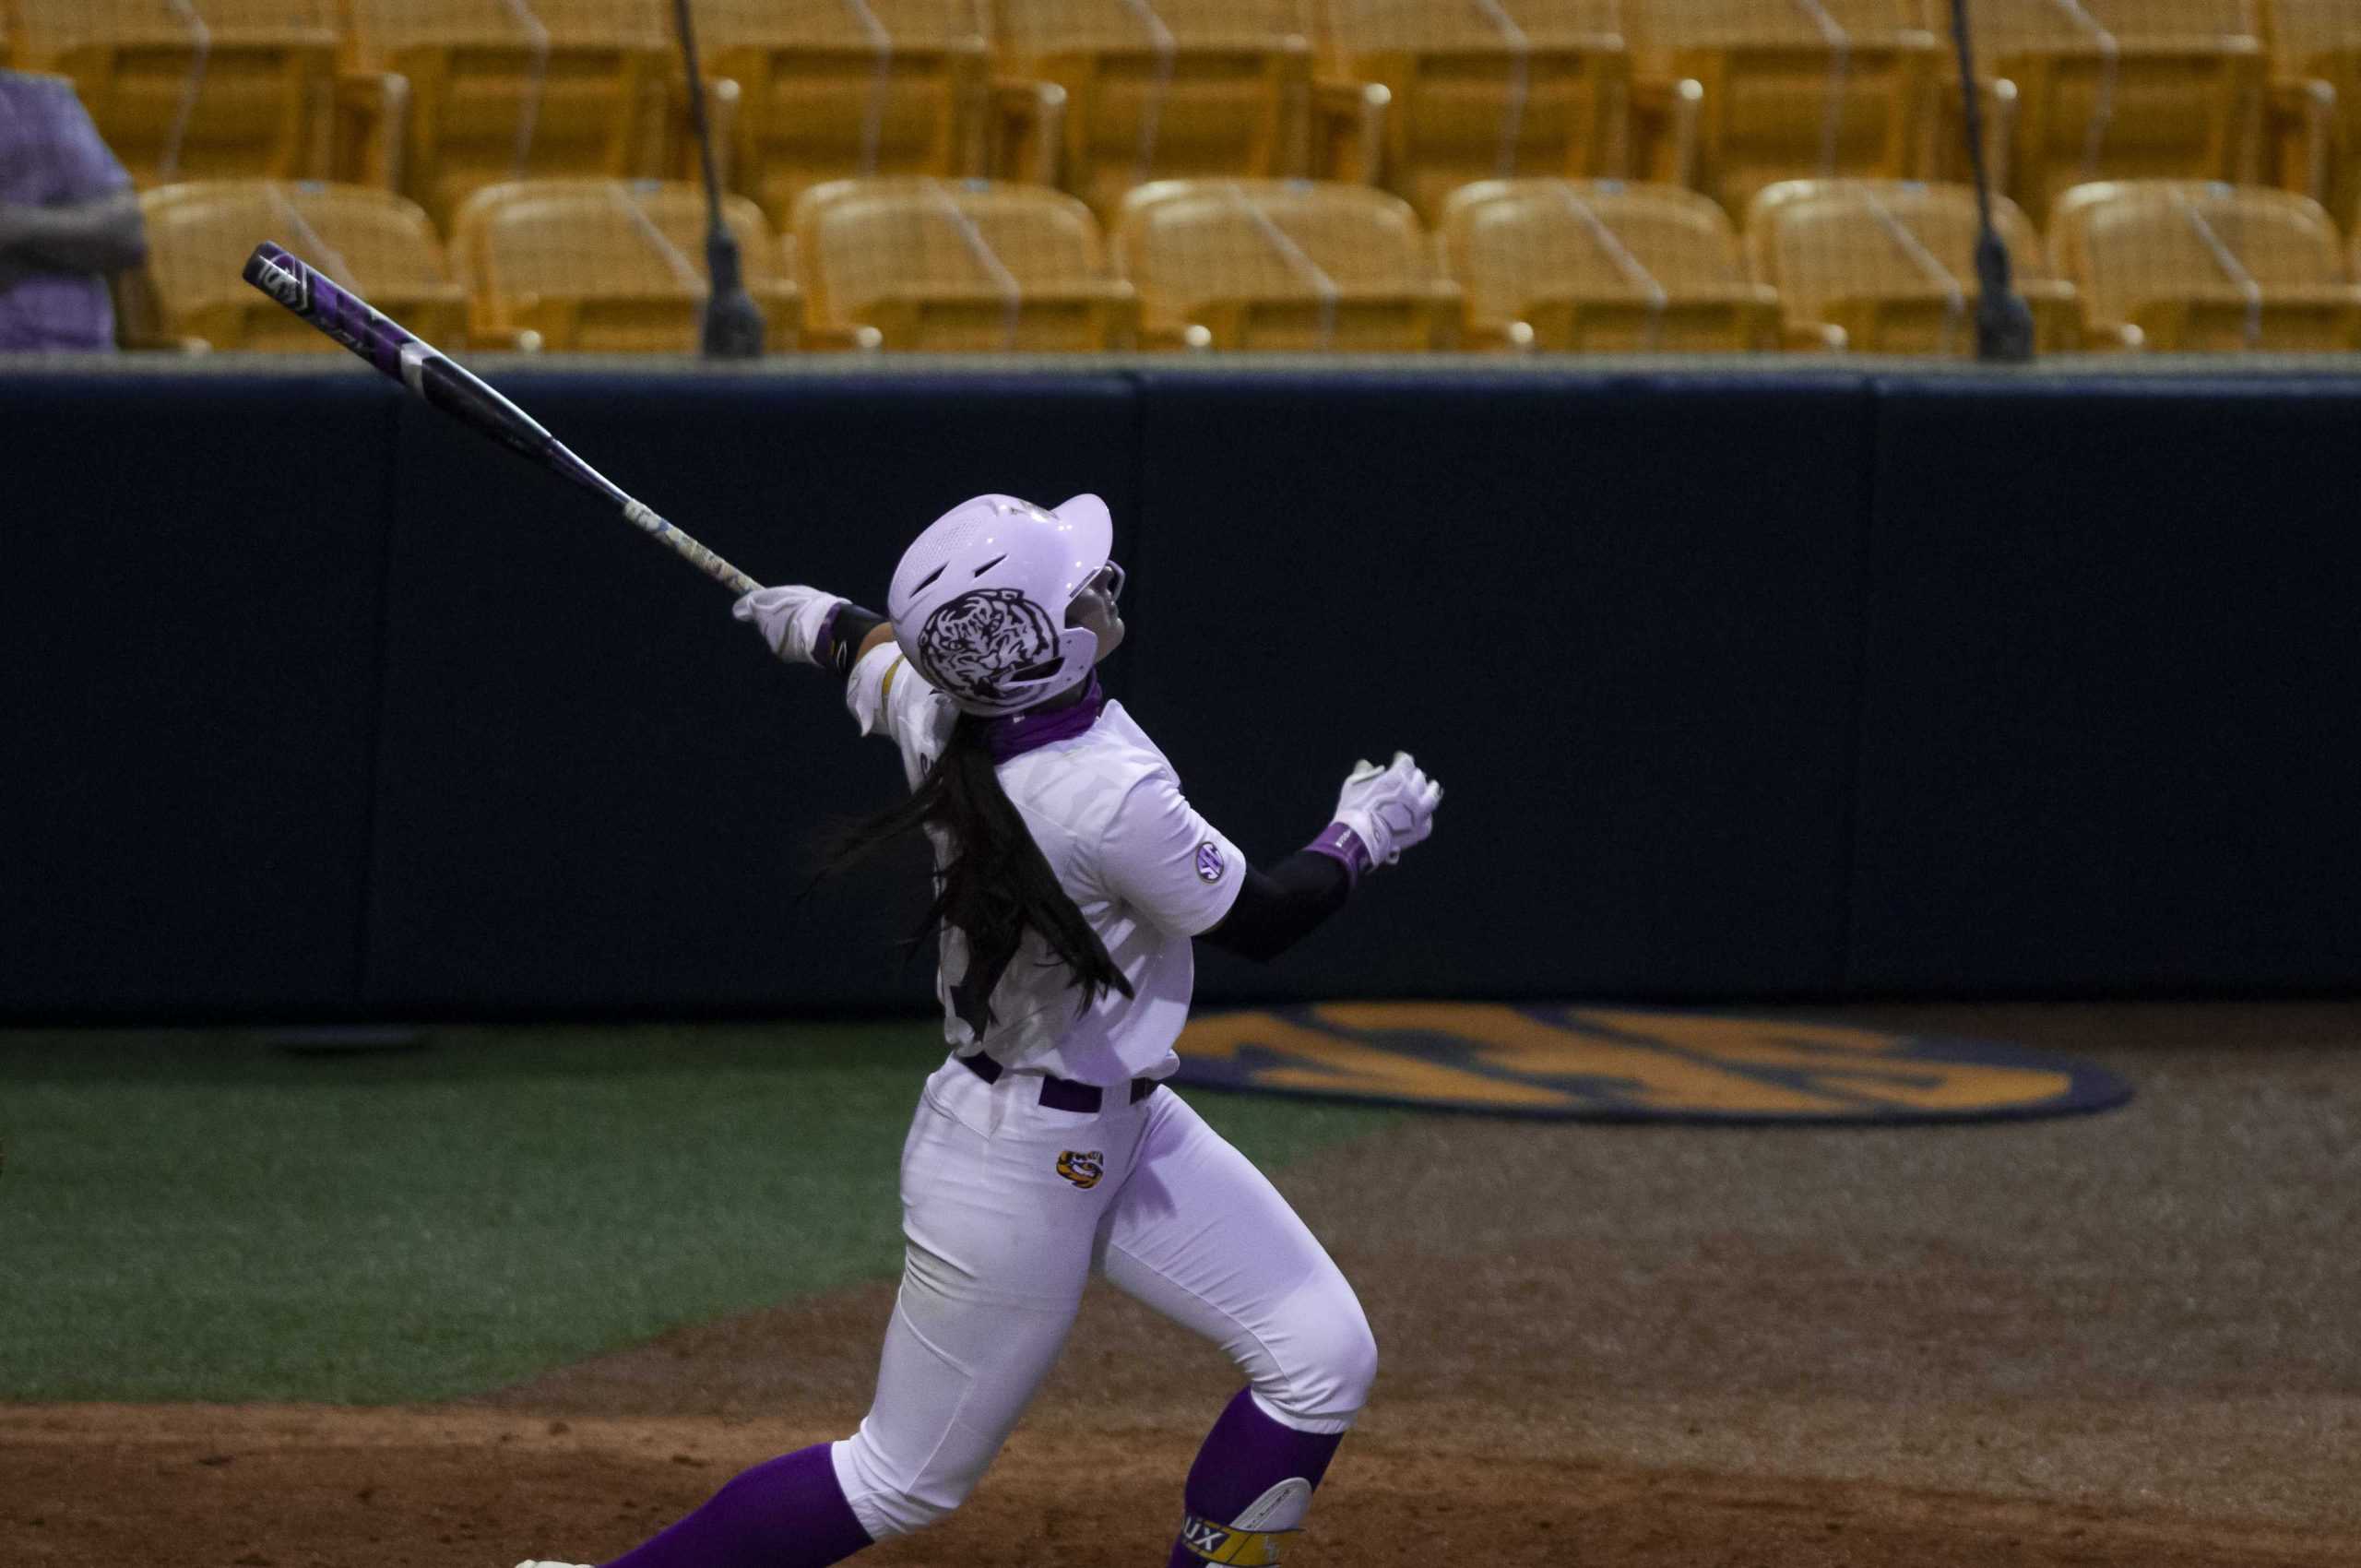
[[831, 1058, 1156, 1537], [601, 1061, 1140, 1567], [1095, 1087, 1377, 1567]]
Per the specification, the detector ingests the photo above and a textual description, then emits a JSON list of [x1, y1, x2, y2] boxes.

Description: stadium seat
[[451, 177, 805, 351], [1318, 0, 1639, 224], [1744, 177, 2078, 352], [1439, 177, 1778, 350], [1965, 0, 2267, 218], [10, 0, 344, 184], [1114, 177, 1458, 349], [2049, 178, 2361, 350], [1626, 0, 1942, 216], [695, 0, 1063, 230], [2261, 0, 2361, 226], [790, 176, 1137, 350], [995, 0, 1382, 222], [116, 179, 466, 350], [341, 0, 678, 229]]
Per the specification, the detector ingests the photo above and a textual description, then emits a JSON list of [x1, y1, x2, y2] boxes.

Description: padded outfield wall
[[4, 360, 2356, 1019]]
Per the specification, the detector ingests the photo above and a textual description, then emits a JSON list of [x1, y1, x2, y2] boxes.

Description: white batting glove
[[732, 584, 844, 667], [1331, 752, 1442, 867]]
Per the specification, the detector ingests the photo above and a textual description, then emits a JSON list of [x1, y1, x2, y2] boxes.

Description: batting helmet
[[887, 493, 1115, 717]]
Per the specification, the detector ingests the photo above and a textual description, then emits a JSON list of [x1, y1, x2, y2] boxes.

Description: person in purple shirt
[[0, 70, 147, 352]]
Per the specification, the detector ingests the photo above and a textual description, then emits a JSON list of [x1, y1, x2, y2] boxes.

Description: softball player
[[521, 493, 1442, 1568]]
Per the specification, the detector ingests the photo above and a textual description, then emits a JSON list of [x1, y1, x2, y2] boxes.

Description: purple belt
[[961, 1051, 1158, 1112]]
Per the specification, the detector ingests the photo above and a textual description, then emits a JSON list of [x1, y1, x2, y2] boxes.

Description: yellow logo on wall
[[1173, 1004, 2130, 1123]]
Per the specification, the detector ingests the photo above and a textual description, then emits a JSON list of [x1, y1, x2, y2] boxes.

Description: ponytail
[[822, 713, 1133, 1035]]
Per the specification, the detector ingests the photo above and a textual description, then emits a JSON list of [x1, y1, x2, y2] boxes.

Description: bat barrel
[[243, 242, 417, 381], [242, 242, 762, 600]]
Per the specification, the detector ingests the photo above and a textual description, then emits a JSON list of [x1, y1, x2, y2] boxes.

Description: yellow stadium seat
[[1966, 0, 2267, 217], [1115, 176, 1458, 349], [1744, 177, 2078, 353], [790, 176, 1138, 350], [2049, 178, 2361, 350], [451, 177, 805, 351], [1319, 0, 1637, 223], [11, 0, 342, 184], [997, 0, 1377, 222], [118, 179, 465, 350], [695, 0, 1065, 230], [341, 0, 677, 230], [2262, 0, 2361, 226], [1628, 0, 1942, 216], [1440, 177, 1779, 350]]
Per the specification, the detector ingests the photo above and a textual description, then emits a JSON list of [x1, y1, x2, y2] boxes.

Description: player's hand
[[1331, 752, 1442, 867], [733, 584, 843, 667]]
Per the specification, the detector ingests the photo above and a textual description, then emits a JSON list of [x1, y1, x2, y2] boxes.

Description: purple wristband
[[811, 600, 847, 670], [1306, 822, 1374, 889]]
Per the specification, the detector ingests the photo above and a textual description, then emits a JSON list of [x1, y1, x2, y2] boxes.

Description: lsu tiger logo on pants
[[1055, 1149, 1104, 1190]]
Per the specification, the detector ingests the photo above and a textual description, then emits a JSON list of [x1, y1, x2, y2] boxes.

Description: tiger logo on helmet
[[916, 588, 1063, 708]]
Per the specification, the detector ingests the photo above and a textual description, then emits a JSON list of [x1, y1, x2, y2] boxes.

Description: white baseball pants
[[829, 1055, 1376, 1542]]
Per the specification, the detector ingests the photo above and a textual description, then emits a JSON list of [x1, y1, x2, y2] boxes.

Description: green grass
[[0, 1022, 1398, 1404]]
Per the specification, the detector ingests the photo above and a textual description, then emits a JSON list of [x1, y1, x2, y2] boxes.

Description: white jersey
[[847, 645, 1245, 1086]]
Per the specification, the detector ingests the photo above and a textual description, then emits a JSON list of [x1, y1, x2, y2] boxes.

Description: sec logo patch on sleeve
[[1193, 840, 1226, 883]]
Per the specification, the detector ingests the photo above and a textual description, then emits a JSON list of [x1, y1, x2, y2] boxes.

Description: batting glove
[[733, 584, 844, 667], [1331, 752, 1443, 867]]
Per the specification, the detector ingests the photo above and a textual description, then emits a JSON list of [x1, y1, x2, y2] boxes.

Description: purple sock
[[1167, 1389, 1345, 1567], [602, 1443, 872, 1568]]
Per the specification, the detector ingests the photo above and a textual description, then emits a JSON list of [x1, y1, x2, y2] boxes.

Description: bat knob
[[243, 243, 309, 312]]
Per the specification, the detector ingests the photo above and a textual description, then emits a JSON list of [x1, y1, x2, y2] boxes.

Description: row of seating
[[116, 172, 2361, 355], [8, 2, 2360, 241]]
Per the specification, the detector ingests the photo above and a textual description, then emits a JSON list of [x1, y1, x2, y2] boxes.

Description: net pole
[[1948, 0, 2035, 362], [672, 0, 765, 358]]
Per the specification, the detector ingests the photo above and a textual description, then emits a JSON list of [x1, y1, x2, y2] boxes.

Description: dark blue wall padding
[[9, 363, 2361, 1020], [1124, 372, 1876, 1002], [1848, 376, 2361, 993], [0, 372, 392, 1012], [362, 371, 1142, 1012]]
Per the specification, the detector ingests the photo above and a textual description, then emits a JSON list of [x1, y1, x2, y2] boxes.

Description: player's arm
[[733, 586, 943, 749], [1198, 851, 1351, 962], [734, 585, 889, 678], [0, 190, 146, 274], [1102, 754, 1442, 963], [1199, 754, 1443, 962], [0, 82, 144, 276]]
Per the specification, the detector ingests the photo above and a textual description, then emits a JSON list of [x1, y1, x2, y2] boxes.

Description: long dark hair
[[824, 710, 1133, 1036]]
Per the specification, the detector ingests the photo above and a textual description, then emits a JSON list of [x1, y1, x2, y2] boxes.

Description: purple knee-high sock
[[601, 1443, 872, 1568], [1167, 1389, 1345, 1568]]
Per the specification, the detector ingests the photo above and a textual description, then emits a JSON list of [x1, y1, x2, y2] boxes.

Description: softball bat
[[240, 242, 759, 597]]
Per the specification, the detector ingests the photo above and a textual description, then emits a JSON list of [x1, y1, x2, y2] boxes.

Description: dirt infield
[[9, 1004, 2360, 1567]]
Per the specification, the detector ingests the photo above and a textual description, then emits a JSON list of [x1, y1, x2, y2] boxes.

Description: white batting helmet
[[887, 493, 1115, 717]]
